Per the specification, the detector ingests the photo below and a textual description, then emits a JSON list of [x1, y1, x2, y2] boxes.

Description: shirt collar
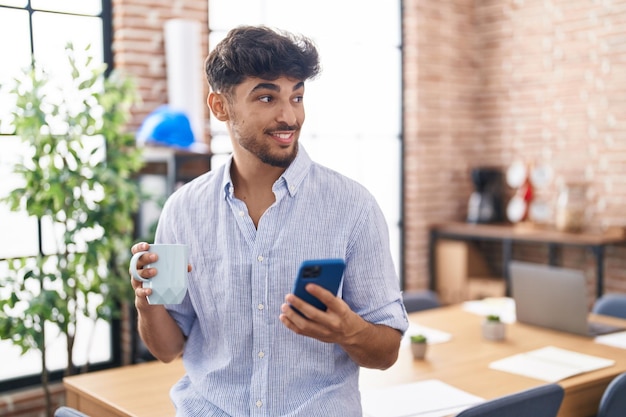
[[279, 145, 312, 197], [220, 144, 313, 199]]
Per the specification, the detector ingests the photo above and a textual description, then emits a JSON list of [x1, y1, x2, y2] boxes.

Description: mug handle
[[129, 251, 150, 283]]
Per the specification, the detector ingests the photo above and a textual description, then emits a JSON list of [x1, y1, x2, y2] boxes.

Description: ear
[[207, 92, 229, 122]]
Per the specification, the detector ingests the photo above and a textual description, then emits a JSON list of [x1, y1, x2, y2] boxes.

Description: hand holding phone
[[291, 259, 346, 316]]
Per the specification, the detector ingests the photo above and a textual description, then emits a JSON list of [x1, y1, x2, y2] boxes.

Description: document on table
[[595, 331, 626, 349], [489, 346, 615, 382], [361, 379, 484, 417], [401, 323, 452, 347], [462, 297, 516, 323]]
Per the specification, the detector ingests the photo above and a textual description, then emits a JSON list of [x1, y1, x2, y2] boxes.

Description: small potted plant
[[410, 334, 428, 359], [482, 314, 506, 341]]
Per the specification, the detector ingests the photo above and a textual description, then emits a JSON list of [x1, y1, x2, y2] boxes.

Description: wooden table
[[64, 305, 626, 417], [429, 221, 626, 297], [64, 358, 184, 417]]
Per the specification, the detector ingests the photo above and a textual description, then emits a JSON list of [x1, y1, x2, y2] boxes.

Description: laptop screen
[[510, 261, 591, 336]]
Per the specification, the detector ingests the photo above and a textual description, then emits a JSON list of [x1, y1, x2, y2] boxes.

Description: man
[[130, 25, 408, 416]]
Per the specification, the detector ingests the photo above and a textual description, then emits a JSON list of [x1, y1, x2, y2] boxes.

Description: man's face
[[226, 76, 306, 168]]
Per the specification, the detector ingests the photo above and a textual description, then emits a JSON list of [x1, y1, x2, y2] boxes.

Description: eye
[[293, 95, 304, 103], [259, 95, 273, 103]]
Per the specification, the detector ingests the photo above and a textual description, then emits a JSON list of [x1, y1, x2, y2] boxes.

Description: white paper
[[462, 297, 516, 323], [595, 331, 626, 349], [401, 323, 452, 347], [361, 379, 484, 417], [489, 346, 615, 382]]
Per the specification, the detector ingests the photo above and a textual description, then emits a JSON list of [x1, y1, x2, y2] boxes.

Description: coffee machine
[[467, 167, 505, 224]]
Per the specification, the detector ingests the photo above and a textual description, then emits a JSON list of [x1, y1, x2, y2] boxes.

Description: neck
[[229, 155, 285, 228], [230, 151, 286, 193]]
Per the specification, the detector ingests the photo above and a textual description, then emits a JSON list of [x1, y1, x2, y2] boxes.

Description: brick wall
[[402, 0, 626, 295], [403, 0, 481, 290], [112, 0, 209, 139]]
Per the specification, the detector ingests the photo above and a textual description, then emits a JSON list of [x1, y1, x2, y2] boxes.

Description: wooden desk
[[64, 305, 626, 417], [64, 359, 183, 417], [429, 222, 626, 297]]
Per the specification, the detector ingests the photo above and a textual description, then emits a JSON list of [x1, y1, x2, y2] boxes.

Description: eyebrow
[[250, 81, 305, 94]]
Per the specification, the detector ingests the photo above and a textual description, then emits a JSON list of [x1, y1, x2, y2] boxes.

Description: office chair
[[592, 293, 626, 320], [54, 406, 89, 417], [402, 290, 441, 313], [597, 372, 626, 417], [455, 384, 564, 417]]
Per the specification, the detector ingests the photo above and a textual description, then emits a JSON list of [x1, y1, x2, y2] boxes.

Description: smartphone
[[291, 259, 346, 316]]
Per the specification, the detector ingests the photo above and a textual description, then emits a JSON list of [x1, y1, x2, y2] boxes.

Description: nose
[[275, 100, 298, 126]]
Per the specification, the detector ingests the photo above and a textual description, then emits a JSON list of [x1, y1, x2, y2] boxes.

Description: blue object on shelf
[[137, 105, 195, 149]]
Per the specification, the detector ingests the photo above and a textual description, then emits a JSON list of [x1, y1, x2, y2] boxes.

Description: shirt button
[[257, 255, 264, 262], [256, 400, 263, 408], [257, 303, 264, 310], [258, 351, 265, 358], [238, 211, 245, 217]]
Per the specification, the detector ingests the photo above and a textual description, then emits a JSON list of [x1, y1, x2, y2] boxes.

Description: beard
[[233, 122, 300, 168], [256, 143, 298, 168]]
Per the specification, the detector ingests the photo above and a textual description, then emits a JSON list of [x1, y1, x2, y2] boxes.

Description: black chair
[[597, 372, 626, 417], [455, 384, 564, 417], [592, 293, 626, 320], [402, 290, 441, 313]]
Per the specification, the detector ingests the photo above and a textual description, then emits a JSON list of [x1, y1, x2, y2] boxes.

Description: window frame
[[0, 0, 121, 392]]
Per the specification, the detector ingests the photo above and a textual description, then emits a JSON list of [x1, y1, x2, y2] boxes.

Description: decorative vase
[[411, 342, 428, 360], [482, 320, 506, 341]]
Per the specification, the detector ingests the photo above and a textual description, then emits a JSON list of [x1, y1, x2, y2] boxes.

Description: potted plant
[[482, 314, 506, 341], [410, 334, 428, 359], [0, 43, 143, 417]]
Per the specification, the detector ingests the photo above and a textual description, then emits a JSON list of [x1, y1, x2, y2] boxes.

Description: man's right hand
[[129, 241, 187, 362], [129, 242, 159, 303]]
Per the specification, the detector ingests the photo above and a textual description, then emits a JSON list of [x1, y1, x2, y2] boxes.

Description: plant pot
[[482, 321, 506, 341], [411, 342, 428, 359]]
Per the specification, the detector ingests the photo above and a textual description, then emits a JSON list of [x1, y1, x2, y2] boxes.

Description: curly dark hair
[[205, 25, 321, 96]]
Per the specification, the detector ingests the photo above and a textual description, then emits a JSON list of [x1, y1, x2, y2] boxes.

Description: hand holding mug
[[129, 243, 189, 305]]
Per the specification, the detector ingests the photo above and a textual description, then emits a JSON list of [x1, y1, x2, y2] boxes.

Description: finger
[[131, 264, 157, 280], [134, 252, 158, 269], [134, 286, 152, 298], [280, 301, 336, 343], [283, 293, 326, 323], [130, 269, 154, 289], [134, 286, 154, 308], [303, 284, 340, 310], [279, 302, 313, 333], [131, 241, 150, 255], [129, 254, 158, 288]]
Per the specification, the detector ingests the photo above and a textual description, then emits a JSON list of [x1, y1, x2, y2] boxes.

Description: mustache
[[266, 123, 300, 132]]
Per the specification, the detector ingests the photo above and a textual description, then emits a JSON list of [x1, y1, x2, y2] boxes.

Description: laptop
[[510, 261, 624, 337]]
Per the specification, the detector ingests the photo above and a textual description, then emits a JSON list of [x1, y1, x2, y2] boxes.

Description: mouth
[[269, 130, 296, 145]]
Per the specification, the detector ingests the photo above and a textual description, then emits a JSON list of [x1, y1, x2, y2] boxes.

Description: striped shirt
[[156, 146, 409, 417]]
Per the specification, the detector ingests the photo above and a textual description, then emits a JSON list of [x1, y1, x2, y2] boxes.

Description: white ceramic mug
[[129, 244, 188, 305]]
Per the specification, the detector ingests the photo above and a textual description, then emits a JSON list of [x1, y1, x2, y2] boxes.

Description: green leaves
[[0, 42, 143, 383]]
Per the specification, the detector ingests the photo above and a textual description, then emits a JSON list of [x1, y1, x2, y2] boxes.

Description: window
[[208, 0, 403, 274], [0, 0, 114, 390]]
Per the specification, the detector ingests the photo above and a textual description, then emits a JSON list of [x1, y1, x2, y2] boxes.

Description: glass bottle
[[555, 182, 587, 233]]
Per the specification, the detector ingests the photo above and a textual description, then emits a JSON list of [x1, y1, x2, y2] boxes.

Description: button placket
[[250, 250, 269, 416]]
